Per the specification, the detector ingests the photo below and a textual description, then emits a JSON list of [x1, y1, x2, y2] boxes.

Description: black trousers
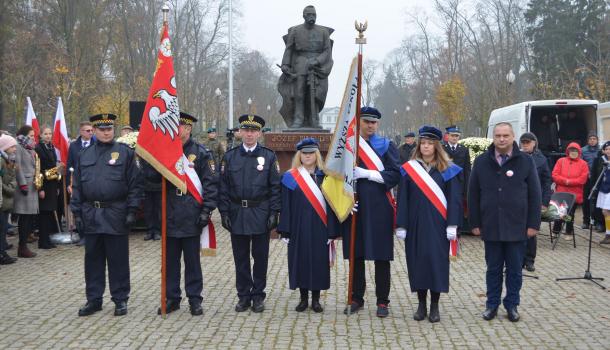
[[230, 233, 270, 301], [18, 214, 34, 245], [524, 236, 537, 265], [84, 234, 130, 303], [38, 211, 56, 247], [143, 191, 161, 235], [0, 211, 8, 253], [166, 236, 202, 302], [352, 258, 391, 306]]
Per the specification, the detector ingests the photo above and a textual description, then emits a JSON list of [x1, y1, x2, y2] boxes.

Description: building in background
[[320, 107, 340, 132]]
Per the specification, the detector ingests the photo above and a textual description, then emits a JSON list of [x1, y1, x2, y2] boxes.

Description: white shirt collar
[[243, 143, 257, 152], [82, 139, 90, 147]]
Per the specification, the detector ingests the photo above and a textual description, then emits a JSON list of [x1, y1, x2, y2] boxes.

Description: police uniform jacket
[[70, 140, 141, 235], [219, 144, 281, 235], [144, 138, 218, 238], [444, 142, 471, 194]]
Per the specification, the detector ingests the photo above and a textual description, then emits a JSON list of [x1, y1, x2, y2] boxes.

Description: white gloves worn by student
[[446, 226, 457, 241], [353, 167, 384, 184], [395, 228, 407, 240]]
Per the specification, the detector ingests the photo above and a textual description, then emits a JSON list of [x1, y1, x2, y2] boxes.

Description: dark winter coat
[[35, 142, 60, 212], [468, 142, 542, 242]]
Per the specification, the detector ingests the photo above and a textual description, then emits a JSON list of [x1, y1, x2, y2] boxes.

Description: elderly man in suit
[[468, 122, 541, 322]]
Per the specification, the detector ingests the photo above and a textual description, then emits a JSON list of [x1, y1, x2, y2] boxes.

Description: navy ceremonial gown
[[396, 160, 462, 293], [342, 134, 401, 261], [278, 169, 339, 291]]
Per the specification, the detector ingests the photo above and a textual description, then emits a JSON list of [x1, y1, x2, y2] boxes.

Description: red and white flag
[[25, 97, 40, 143], [52, 97, 70, 164], [136, 22, 186, 193]]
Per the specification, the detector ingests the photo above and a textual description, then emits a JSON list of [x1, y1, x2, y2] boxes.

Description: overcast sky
[[240, 0, 436, 107]]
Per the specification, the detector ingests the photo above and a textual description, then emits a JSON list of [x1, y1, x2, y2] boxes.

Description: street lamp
[[422, 99, 428, 107], [214, 88, 222, 130], [506, 70, 515, 85], [247, 97, 253, 113]]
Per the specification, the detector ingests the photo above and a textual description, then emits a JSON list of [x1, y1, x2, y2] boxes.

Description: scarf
[[16, 135, 35, 150]]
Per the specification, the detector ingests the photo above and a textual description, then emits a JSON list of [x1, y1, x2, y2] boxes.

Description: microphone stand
[[556, 162, 606, 289]]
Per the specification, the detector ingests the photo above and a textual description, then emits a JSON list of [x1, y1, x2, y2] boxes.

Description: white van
[[599, 102, 610, 138], [487, 99, 600, 160]]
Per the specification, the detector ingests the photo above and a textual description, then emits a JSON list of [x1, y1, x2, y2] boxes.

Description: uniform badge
[[257, 156, 265, 171], [175, 159, 185, 175], [109, 152, 119, 165], [208, 159, 216, 173], [188, 154, 196, 168], [506, 170, 514, 177]]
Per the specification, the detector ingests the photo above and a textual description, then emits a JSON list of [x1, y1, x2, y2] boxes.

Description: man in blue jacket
[[581, 132, 603, 232], [468, 122, 541, 322]]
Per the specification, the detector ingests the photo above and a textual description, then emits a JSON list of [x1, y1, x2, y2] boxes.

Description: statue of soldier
[[278, 5, 333, 129]]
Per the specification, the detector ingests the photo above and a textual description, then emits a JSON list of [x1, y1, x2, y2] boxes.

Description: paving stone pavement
[[1, 215, 610, 349]]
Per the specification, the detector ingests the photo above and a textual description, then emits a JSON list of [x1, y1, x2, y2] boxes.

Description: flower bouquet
[[541, 200, 572, 222], [116, 131, 139, 149], [458, 137, 492, 164]]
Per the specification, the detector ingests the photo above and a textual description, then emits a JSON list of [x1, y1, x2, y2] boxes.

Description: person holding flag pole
[[323, 22, 401, 318], [395, 126, 462, 323], [135, 3, 209, 318]]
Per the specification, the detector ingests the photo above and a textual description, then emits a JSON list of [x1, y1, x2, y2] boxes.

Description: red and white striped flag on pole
[[52, 97, 70, 164], [25, 97, 40, 143]]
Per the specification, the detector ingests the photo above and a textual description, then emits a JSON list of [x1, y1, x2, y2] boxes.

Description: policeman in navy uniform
[[443, 126, 471, 230], [70, 113, 141, 317], [144, 112, 218, 316], [219, 114, 281, 313], [398, 131, 416, 163], [344, 106, 401, 317]]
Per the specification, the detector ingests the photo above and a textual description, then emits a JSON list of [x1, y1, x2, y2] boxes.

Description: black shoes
[[507, 307, 520, 322], [0, 252, 16, 265], [143, 233, 153, 241], [76, 237, 85, 246], [524, 262, 536, 272], [251, 299, 265, 313], [311, 299, 323, 313], [581, 223, 590, 230], [235, 298, 251, 312], [295, 299, 308, 312], [153, 233, 161, 241], [413, 302, 427, 321], [343, 301, 363, 315], [595, 224, 606, 233], [376, 304, 389, 318], [428, 303, 440, 323], [78, 301, 102, 316], [482, 307, 498, 321], [189, 300, 203, 316], [158, 299, 181, 315], [114, 301, 128, 316]]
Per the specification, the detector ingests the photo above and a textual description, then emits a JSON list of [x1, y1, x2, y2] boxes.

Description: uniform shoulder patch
[[208, 159, 216, 174]]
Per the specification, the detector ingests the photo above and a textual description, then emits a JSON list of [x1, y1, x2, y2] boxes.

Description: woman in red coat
[[552, 142, 589, 239]]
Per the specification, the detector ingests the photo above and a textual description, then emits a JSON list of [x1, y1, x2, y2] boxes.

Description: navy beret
[[419, 125, 443, 141], [361, 106, 381, 121], [296, 137, 319, 153]]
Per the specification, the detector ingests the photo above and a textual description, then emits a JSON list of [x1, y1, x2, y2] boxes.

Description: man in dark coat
[[443, 126, 471, 230], [398, 132, 416, 164], [519, 132, 551, 272], [343, 107, 401, 318], [219, 114, 281, 313], [144, 112, 218, 316], [580, 132, 604, 232], [71, 114, 142, 317], [469, 122, 541, 322], [66, 121, 95, 246]]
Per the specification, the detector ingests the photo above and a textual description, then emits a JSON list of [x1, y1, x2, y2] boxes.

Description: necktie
[[452, 146, 456, 152], [500, 154, 508, 165], [83, 141, 89, 148]]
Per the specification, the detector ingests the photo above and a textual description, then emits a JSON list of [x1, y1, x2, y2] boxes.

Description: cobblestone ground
[[1, 213, 610, 349]]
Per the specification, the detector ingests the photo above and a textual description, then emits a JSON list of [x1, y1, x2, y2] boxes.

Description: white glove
[[395, 228, 406, 240], [368, 170, 384, 184], [446, 226, 457, 241], [327, 239, 333, 245], [351, 202, 359, 213], [354, 167, 369, 180], [281, 238, 289, 245]]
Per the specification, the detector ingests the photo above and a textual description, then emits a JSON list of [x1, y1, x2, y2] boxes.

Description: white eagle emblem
[[148, 77, 180, 139]]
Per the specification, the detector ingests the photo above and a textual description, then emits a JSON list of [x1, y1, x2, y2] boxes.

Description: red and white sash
[[181, 154, 216, 256], [402, 160, 458, 259], [289, 166, 327, 226], [358, 137, 397, 225]]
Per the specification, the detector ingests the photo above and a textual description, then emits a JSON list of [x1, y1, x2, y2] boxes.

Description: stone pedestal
[[264, 131, 333, 172]]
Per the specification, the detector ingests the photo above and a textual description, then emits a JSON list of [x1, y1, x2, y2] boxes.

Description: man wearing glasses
[[67, 121, 95, 246]]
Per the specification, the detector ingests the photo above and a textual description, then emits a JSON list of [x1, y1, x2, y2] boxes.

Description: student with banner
[[396, 126, 462, 323], [342, 106, 401, 318], [278, 138, 341, 313]]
